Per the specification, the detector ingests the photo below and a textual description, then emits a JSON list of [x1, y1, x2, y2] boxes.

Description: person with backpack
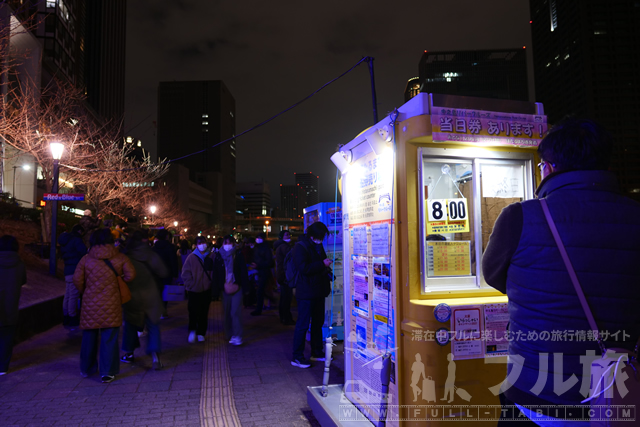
[[180, 236, 214, 343], [290, 222, 333, 369], [274, 230, 295, 325]]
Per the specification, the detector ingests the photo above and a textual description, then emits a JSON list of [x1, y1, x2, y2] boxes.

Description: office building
[[418, 49, 529, 101], [84, 0, 127, 131], [294, 172, 319, 207], [280, 184, 305, 219], [157, 80, 236, 230], [236, 181, 270, 219], [530, 0, 640, 196]]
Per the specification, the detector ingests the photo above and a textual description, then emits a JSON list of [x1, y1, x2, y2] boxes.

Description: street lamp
[[12, 164, 30, 201], [49, 142, 64, 275], [149, 205, 157, 224], [173, 221, 178, 227], [265, 220, 270, 240]]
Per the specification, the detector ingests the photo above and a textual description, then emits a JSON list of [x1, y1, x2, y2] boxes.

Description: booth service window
[[419, 149, 533, 292]]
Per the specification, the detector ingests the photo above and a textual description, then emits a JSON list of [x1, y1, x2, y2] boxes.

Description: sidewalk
[[0, 296, 345, 426]]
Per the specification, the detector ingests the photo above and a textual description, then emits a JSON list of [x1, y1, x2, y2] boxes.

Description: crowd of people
[[0, 216, 336, 381]]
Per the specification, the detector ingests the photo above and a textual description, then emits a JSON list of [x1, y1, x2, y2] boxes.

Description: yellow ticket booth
[[309, 93, 547, 426]]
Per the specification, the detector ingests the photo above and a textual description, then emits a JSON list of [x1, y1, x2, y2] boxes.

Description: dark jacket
[[152, 239, 179, 285], [292, 234, 331, 300], [273, 238, 292, 284], [483, 170, 640, 407], [59, 231, 87, 276], [0, 251, 27, 326], [212, 250, 249, 293], [123, 243, 168, 328], [253, 241, 273, 272]]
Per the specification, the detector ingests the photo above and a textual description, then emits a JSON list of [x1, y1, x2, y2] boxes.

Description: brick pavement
[[0, 296, 345, 426]]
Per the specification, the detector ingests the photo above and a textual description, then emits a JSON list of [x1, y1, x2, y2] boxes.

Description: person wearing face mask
[[274, 230, 295, 325], [250, 232, 274, 316], [179, 236, 214, 343], [290, 221, 333, 369], [212, 236, 249, 345]]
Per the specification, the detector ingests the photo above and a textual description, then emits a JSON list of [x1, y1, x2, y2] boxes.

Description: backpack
[[284, 243, 307, 288]]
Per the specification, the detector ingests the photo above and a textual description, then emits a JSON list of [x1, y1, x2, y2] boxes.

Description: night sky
[[124, 1, 532, 208]]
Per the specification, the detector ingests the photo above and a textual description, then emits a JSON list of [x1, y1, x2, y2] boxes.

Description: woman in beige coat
[[74, 228, 135, 383]]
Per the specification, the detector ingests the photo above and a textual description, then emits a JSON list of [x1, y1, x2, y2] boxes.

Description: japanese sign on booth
[[431, 108, 547, 147]]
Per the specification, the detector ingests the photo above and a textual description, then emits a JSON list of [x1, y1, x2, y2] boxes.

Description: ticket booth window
[[419, 147, 534, 292]]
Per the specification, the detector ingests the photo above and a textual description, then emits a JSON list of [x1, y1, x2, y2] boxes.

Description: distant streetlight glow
[[150, 205, 157, 214], [173, 221, 178, 227]]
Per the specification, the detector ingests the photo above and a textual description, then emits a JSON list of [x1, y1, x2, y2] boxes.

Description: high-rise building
[[530, 0, 640, 197], [280, 184, 305, 219], [18, 0, 127, 132], [84, 0, 127, 132], [237, 181, 270, 219], [157, 80, 236, 230], [294, 172, 319, 208], [418, 49, 529, 101]]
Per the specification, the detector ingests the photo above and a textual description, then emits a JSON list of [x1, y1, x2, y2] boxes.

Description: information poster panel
[[343, 149, 397, 425]]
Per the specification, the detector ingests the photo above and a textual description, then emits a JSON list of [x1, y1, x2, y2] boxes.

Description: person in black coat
[[274, 230, 295, 325], [0, 235, 27, 374], [290, 222, 332, 368], [58, 224, 87, 327], [250, 232, 274, 316], [152, 229, 179, 318]]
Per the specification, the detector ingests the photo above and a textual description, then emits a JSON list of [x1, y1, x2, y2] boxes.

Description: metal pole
[[12, 165, 16, 199], [49, 159, 59, 275], [367, 57, 379, 124]]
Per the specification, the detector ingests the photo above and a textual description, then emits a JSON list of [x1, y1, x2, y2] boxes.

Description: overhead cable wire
[[63, 56, 371, 173]]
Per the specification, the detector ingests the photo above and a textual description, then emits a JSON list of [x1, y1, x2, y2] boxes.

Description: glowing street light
[[265, 220, 270, 240], [173, 221, 178, 227], [150, 205, 157, 214]]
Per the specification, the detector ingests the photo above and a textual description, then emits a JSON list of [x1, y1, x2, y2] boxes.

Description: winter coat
[[212, 250, 249, 293], [181, 250, 213, 293], [0, 251, 27, 326], [253, 242, 273, 272], [292, 234, 331, 300], [273, 238, 292, 284], [123, 243, 168, 329], [152, 239, 179, 286], [483, 170, 640, 407], [73, 244, 135, 329], [58, 231, 87, 276]]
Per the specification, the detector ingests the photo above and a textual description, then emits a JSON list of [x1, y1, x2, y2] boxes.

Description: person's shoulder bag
[[540, 198, 640, 425], [104, 258, 131, 304]]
